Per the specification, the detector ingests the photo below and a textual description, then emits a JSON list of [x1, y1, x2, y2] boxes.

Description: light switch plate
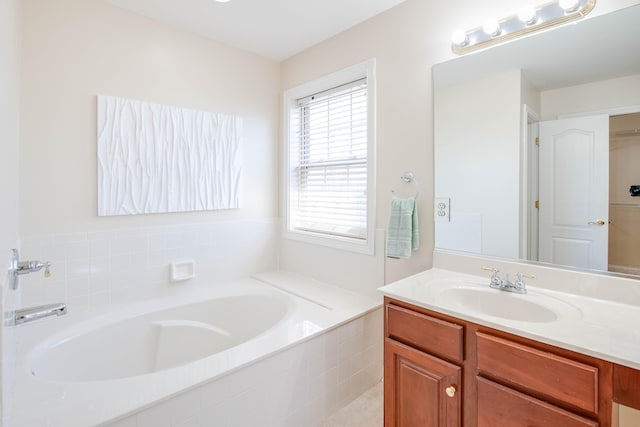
[[435, 197, 450, 222]]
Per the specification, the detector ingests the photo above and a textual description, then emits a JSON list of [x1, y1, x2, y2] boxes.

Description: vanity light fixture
[[518, 5, 538, 25], [451, 29, 470, 47], [451, 0, 596, 54], [559, 0, 581, 12], [482, 19, 502, 37]]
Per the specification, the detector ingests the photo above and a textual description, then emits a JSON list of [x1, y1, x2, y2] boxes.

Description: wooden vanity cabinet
[[384, 302, 463, 426], [384, 297, 615, 427], [613, 364, 640, 410]]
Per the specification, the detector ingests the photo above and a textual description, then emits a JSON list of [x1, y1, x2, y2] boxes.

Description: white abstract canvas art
[[97, 95, 241, 216]]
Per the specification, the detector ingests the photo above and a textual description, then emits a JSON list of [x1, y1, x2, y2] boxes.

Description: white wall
[[541, 74, 640, 120], [20, 0, 280, 237], [0, 0, 21, 422], [434, 69, 523, 259]]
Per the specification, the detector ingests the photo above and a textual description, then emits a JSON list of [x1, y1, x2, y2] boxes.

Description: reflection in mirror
[[433, 5, 640, 278]]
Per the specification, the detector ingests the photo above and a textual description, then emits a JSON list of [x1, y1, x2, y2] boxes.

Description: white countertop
[[378, 267, 640, 370]]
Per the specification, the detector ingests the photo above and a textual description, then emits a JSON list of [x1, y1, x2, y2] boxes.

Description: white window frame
[[282, 59, 376, 255]]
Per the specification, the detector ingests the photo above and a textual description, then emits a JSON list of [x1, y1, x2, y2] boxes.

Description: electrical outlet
[[435, 197, 450, 222]]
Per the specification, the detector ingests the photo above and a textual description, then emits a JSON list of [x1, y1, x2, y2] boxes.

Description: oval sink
[[429, 284, 582, 323], [439, 288, 555, 322]]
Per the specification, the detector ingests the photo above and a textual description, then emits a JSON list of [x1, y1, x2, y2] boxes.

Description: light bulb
[[559, 0, 580, 12], [482, 19, 501, 37], [451, 30, 469, 47], [518, 5, 538, 25]]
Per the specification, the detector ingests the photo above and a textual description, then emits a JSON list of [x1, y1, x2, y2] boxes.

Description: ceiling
[[103, 0, 407, 61]]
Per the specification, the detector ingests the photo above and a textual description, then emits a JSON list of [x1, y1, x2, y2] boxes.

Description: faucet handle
[[482, 266, 504, 288], [511, 272, 535, 294], [516, 272, 536, 280]]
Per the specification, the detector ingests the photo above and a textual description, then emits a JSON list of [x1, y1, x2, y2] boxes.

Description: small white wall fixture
[[97, 95, 242, 216]]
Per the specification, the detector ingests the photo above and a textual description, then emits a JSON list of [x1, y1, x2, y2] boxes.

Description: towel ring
[[392, 171, 420, 199]]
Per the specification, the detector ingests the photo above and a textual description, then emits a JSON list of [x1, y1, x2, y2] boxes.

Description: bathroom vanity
[[379, 260, 640, 427]]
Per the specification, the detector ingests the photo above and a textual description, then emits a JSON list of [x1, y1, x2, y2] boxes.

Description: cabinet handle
[[445, 385, 456, 397]]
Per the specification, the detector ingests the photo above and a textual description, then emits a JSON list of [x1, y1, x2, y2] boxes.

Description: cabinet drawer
[[386, 303, 463, 362], [476, 332, 598, 414], [477, 377, 598, 427]]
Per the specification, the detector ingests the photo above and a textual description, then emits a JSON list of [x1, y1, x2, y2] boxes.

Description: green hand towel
[[386, 196, 419, 259]]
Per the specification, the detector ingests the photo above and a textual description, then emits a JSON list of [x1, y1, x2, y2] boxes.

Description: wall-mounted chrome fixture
[[12, 303, 67, 326], [8, 248, 52, 290], [392, 171, 420, 199], [451, 0, 596, 55]]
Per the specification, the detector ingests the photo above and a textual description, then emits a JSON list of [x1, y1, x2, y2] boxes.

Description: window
[[283, 60, 376, 254]]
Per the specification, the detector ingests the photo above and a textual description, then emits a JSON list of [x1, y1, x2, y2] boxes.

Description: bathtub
[[10, 272, 382, 427]]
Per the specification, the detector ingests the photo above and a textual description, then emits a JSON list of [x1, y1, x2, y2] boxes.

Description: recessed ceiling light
[[215, 0, 231, 3]]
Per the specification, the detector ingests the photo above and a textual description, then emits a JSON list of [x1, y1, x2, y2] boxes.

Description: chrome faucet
[[7, 248, 51, 290], [482, 267, 534, 294], [12, 303, 67, 326], [16, 260, 51, 275]]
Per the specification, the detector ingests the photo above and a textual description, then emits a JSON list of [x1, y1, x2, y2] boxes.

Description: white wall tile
[[107, 416, 137, 427], [20, 219, 279, 310], [175, 414, 203, 427], [66, 240, 90, 260], [137, 399, 172, 427], [169, 388, 202, 424]]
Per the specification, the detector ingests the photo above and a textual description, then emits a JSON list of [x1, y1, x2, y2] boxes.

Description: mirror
[[433, 5, 640, 277]]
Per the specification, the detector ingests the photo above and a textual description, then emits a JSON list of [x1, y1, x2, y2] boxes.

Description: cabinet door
[[385, 338, 461, 427]]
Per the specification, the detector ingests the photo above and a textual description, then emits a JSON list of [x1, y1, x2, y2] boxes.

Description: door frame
[[521, 104, 540, 261]]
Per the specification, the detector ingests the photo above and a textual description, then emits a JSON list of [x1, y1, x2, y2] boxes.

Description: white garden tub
[[11, 273, 381, 427], [30, 292, 290, 383]]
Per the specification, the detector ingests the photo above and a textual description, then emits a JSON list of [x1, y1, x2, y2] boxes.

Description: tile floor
[[320, 381, 383, 427]]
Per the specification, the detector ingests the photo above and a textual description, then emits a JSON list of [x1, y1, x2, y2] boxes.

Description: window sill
[[283, 229, 375, 256]]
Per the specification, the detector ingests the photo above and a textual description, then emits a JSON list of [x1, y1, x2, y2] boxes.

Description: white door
[[539, 115, 609, 271]]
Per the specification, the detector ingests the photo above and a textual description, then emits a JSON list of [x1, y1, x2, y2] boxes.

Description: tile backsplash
[[18, 219, 278, 313]]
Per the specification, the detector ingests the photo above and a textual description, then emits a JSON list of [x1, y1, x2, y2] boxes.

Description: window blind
[[290, 78, 368, 240]]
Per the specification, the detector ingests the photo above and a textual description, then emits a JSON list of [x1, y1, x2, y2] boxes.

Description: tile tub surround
[[17, 219, 279, 312], [10, 272, 382, 427]]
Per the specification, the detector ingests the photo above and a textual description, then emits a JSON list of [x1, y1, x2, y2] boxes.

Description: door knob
[[445, 385, 456, 397], [587, 219, 606, 226]]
